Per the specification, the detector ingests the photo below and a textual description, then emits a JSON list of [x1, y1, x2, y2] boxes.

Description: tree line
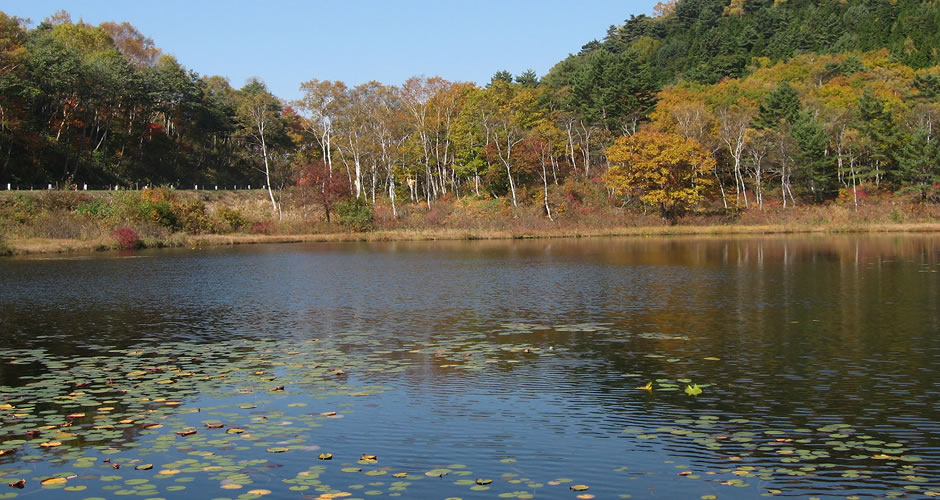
[[1, 1, 939, 224], [0, 11, 278, 190]]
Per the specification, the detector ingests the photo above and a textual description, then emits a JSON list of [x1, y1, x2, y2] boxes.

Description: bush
[[112, 226, 142, 250], [140, 186, 178, 204], [423, 201, 454, 226], [109, 191, 145, 222], [172, 199, 211, 233], [76, 198, 109, 218], [215, 206, 248, 232], [897, 183, 940, 203], [335, 197, 374, 231], [39, 191, 91, 211], [9, 194, 37, 224], [837, 183, 871, 205], [249, 221, 275, 235], [32, 211, 88, 239], [138, 199, 177, 228], [0, 235, 12, 256], [104, 188, 217, 233]]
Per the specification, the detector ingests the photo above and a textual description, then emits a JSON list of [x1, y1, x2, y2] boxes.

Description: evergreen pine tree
[[754, 82, 800, 130]]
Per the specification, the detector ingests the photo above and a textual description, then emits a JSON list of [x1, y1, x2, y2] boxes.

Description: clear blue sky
[[6, 1, 659, 101]]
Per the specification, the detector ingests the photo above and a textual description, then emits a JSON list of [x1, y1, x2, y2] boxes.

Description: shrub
[[249, 221, 275, 235], [109, 190, 145, 222], [0, 235, 12, 256], [138, 199, 176, 228], [891, 208, 904, 223], [335, 197, 374, 231], [929, 184, 940, 203], [172, 199, 211, 233], [897, 183, 940, 203], [215, 206, 247, 232], [562, 179, 585, 209], [105, 188, 217, 233], [32, 211, 88, 239], [76, 198, 109, 218], [837, 183, 871, 205], [111, 226, 142, 250], [140, 186, 178, 203], [423, 201, 454, 227], [39, 191, 91, 211], [370, 202, 398, 228], [9, 194, 37, 224]]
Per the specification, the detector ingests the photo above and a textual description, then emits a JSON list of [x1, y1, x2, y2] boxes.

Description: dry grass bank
[[1, 187, 938, 257], [4, 222, 940, 257]]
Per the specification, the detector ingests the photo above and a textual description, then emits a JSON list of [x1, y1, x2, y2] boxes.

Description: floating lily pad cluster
[[0, 334, 611, 498], [0, 323, 936, 499], [621, 414, 933, 497]]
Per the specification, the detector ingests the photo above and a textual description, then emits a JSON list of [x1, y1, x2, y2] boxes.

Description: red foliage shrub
[[564, 184, 583, 208], [838, 183, 871, 205], [249, 221, 275, 235], [111, 226, 141, 250], [423, 202, 454, 226]]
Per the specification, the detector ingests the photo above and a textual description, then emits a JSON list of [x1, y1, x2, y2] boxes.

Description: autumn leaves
[[604, 130, 715, 221]]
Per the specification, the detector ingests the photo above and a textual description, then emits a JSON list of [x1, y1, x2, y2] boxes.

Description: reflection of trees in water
[[513, 235, 940, 480]]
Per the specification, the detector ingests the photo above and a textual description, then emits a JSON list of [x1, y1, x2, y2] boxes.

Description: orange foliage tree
[[604, 130, 715, 221]]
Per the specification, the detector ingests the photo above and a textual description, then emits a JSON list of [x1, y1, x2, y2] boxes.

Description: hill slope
[[546, 0, 940, 88]]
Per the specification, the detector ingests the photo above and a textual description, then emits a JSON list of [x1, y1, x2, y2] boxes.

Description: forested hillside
[[551, 0, 940, 87], [0, 11, 282, 190], [1, 0, 939, 228]]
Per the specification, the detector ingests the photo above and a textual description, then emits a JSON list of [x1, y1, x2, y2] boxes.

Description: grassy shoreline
[[4, 222, 940, 257], [2, 188, 939, 257]]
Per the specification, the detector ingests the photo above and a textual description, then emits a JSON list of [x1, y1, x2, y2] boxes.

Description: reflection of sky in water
[[0, 235, 938, 498]]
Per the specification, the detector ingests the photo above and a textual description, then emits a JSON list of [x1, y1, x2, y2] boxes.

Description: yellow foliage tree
[[604, 130, 716, 221], [653, 0, 677, 18]]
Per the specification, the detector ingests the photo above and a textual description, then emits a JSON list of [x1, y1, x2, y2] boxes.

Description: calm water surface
[[0, 235, 938, 499]]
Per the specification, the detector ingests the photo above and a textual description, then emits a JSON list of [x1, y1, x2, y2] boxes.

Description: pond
[[0, 235, 938, 499]]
